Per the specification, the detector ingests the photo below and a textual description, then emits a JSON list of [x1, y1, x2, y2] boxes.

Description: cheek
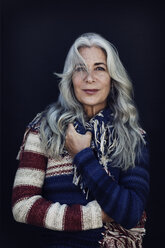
[[102, 78, 111, 95], [72, 79, 82, 98]]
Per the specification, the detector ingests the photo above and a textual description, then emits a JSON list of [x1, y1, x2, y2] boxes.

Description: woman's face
[[72, 46, 111, 117]]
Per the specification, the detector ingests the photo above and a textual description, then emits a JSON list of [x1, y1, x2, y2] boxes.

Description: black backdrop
[[0, 0, 163, 247]]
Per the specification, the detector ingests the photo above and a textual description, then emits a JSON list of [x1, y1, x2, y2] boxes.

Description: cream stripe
[[46, 170, 73, 178], [12, 195, 41, 223], [44, 203, 67, 231], [13, 168, 45, 188], [46, 165, 73, 174], [82, 201, 103, 230], [24, 132, 46, 155]]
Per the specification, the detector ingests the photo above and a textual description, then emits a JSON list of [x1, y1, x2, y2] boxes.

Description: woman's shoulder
[[27, 103, 55, 131], [27, 112, 44, 132]]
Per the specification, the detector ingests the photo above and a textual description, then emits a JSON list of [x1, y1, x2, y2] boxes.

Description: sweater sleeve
[[73, 138, 150, 229], [12, 129, 103, 232]]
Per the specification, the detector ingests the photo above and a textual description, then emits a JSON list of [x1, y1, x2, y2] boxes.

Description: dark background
[[0, 0, 163, 247]]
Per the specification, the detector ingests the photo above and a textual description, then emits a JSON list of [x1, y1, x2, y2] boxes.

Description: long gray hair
[[40, 32, 145, 170]]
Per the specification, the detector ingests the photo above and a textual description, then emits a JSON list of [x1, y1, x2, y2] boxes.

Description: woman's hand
[[65, 123, 92, 157], [102, 210, 114, 223]]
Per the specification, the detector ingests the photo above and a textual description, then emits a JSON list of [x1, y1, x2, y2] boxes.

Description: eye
[[95, 66, 105, 71]]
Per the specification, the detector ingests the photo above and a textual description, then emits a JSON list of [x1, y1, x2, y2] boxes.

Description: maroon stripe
[[12, 185, 41, 207], [47, 163, 73, 171], [27, 198, 51, 227], [64, 205, 82, 231], [19, 152, 47, 171], [28, 130, 39, 134]]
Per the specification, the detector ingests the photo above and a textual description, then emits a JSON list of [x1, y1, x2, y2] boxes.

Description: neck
[[83, 104, 107, 118]]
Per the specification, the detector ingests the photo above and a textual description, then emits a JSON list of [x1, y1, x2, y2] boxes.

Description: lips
[[83, 89, 99, 95]]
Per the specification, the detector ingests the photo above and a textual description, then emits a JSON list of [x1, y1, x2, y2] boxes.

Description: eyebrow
[[94, 62, 107, 67], [75, 62, 107, 67]]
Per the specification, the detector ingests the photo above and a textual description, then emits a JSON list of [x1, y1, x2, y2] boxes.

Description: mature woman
[[12, 33, 149, 248]]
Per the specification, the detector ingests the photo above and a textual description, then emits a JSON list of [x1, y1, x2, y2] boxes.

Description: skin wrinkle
[[72, 46, 111, 118]]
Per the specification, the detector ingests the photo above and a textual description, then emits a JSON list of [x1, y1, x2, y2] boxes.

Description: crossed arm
[[66, 123, 150, 229], [12, 124, 149, 232], [12, 128, 107, 232]]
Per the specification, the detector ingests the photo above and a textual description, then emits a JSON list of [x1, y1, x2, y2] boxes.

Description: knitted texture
[[12, 109, 149, 247], [73, 144, 149, 230], [12, 130, 103, 232]]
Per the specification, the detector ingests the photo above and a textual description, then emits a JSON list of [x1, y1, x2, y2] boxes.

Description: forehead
[[78, 46, 107, 64]]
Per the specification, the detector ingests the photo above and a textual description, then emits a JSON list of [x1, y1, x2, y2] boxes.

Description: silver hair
[[40, 32, 145, 170]]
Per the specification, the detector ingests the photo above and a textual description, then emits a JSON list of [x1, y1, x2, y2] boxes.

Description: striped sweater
[[12, 126, 149, 247]]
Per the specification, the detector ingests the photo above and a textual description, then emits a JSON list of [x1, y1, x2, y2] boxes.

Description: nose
[[84, 70, 95, 83]]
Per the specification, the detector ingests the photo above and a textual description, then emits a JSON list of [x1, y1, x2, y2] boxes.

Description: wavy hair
[[39, 32, 145, 170]]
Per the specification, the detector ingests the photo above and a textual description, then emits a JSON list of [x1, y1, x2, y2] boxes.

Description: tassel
[[73, 165, 90, 200], [73, 166, 81, 186], [72, 108, 117, 199]]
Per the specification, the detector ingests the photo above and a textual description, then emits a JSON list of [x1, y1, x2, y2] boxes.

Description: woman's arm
[[12, 129, 103, 232], [73, 140, 149, 229], [65, 123, 149, 229]]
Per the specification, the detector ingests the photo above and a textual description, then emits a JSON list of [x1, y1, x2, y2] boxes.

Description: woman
[[12, 33, 149, 247]]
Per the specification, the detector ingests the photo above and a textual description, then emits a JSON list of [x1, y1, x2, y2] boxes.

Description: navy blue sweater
[[73, 140, 149, 229], [12, 126, 149, 247]]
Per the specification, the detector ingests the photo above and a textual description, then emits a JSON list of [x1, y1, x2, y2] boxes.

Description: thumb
[[85, 131, 92, 138], [68, 123, 76, 132]]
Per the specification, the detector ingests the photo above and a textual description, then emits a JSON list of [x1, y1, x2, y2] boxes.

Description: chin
[[82, 102, 99, 107], [81, 97, 99, 105]]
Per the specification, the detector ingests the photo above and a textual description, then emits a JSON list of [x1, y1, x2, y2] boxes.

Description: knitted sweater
[[12, 123, 149, 247]]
